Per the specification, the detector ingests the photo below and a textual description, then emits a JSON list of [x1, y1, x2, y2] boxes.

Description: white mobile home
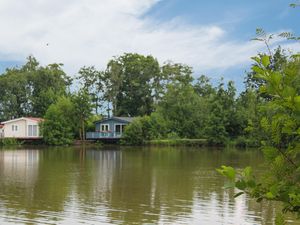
[[0, 117, 44, 139]]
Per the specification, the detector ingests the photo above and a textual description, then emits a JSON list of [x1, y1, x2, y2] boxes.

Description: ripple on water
[[0, 147, 299, 224]]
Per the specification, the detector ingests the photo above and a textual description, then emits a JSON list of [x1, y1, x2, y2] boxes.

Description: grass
[[0, 138, 22, 146], [147, 138, 207, 147]]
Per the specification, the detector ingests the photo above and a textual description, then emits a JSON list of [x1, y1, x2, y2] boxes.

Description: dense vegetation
[[0, 2, 298, 222], [219, 52, 300, 222], [0, 47, 293, 146]]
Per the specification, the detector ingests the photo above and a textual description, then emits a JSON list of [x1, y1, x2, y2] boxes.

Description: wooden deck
[[86, 132, 123, 140], [0, 137, 43, 140]]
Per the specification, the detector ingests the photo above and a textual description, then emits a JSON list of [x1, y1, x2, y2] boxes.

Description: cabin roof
[[25, 117, 44, 122], [94, 116, 135, 124], [1, 117, 44, 124]]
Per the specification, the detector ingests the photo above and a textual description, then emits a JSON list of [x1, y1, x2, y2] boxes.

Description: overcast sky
[[0, 0, 299, 88]]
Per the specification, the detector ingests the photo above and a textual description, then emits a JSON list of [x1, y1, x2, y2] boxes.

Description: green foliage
[[204, 80, 241, 145], [102, 53, 196, 117], [121, 117, 144, 145], [122, 114, 168, 145], [76, 66, 104, 114], [104, 53, 161, 116], [216, 166, 236, 181], [72, 89, 94, 140], [0, 54, 260, 148], [218, 53, 300, 218], [0, 138, 20, 146], [0, 56, 71, 120], [193, 75, 216, 97], [275, 213, 287, 225], [121, 72, 261, 147], [147, 139, 207, 147], [157, 83, 208, 139], [86, 115, 102, 132], [42, 97, 76, 145]]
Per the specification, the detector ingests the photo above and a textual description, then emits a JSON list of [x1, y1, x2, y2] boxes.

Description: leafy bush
[[234, 136, 260, 148], [147, 139, 207, 146], [122, 114, 168, 145], [42, 97, 76, 145], [218, 54, 300, 218], [121, 117, 144, 145], [0, 138, 20, 146]]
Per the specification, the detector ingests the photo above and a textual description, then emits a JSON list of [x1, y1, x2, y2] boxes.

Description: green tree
[[160, 62, 193, 89], [204, 80, 239, 145], [72, 89, 94, 140], [235, 89, 263, 147], [104, 53, 161, 116], [0, 56, 71, 120], [246, 47, 288, 90], [42, 97, 75, 145], [122, 114, 168, 145], [122, 117, 150, 145], [157, 83, 207, 138], [28, 61, 72, 117], [77, 66, 104, 114], [0, 69, 31, 119], [193, 75, 216, 97], [218, 54, 300, 218], [205, 101, 228, 145]]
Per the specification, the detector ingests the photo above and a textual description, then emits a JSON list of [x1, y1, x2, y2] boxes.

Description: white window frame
[[28, 125, 38, 137], [32, 125, 38, 136], [114, 124, 126, 136], [12, 125, 18, 132], [100, 124, 110, 132], [28, 125, 32, 136]]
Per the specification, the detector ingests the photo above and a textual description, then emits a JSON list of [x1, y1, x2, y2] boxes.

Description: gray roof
[[94, 116, 135, 124], [113, 117, 135, 122]]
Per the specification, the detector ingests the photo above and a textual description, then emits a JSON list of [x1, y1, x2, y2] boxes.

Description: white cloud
[[0, 0, 297, 77]]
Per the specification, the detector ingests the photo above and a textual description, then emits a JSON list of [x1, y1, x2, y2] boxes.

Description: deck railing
[[86, 132, 122, 139]]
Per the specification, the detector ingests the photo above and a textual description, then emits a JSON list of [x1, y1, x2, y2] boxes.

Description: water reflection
[[0, 147, 298, 224], [0, 150, 39, 186]]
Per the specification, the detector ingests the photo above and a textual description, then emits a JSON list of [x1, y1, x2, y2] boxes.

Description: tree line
[[0, 4, 299, 219], [0, 47, 293, 146]]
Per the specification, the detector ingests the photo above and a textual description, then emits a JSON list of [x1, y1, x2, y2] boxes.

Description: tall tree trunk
[[79, 128, 82, 140], [82, 119, 85, 141]]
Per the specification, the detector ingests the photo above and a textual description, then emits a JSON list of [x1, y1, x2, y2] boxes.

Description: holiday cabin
[[86, 117, 134, 140], [0, 117, 44, 139]]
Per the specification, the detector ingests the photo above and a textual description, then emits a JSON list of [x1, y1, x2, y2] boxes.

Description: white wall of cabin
[[3, 118, 41, 138]]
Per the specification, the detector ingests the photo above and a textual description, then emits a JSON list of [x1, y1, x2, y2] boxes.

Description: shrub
[[42, 97, 76, 145], [0, 138, 20, 146], [122, 114, 168, 145]]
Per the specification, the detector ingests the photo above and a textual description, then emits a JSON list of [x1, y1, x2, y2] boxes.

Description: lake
[[0, 146, 298, 225]]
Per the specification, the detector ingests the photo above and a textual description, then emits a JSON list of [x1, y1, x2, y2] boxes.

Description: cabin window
[[12, 125, 18, 132], [101, 124, 109, 131], [28, 125, 38, 136], [28, 125, 32, 136], [32, 125, 37, 137], [115, 125, 121, 133], [115, 124, 126, 134]]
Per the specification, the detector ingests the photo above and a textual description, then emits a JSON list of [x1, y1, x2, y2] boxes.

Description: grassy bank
[[0, 138, 24, 146], [146, 139, 207, 147]]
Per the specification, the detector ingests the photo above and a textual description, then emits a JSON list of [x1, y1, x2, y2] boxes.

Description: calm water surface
[[0, 146, 298, 225]]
